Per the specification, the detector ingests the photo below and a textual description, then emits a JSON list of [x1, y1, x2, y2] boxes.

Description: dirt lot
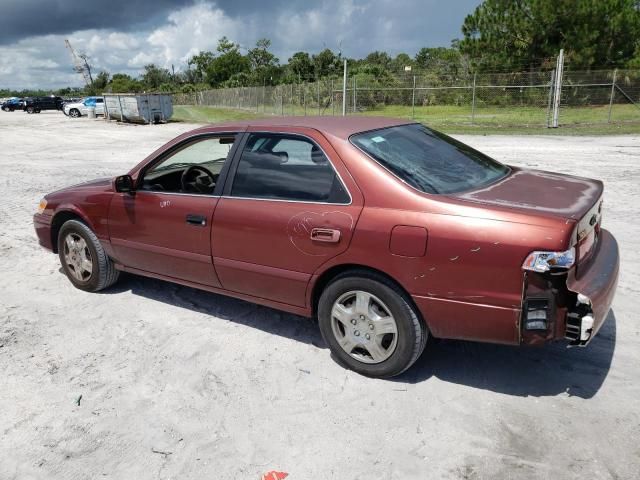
[[0, 111, 638, 480]]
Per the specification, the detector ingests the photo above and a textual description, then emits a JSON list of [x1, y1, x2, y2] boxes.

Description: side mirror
[[115, 175, 135, 194]]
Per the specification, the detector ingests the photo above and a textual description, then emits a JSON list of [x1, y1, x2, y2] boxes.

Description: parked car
[[63, 96, 105, 117], [1, 97, 23, 112], [33, 117, 619, 378], [23, 96, 64, 113]]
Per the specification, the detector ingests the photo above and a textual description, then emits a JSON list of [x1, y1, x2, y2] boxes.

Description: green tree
[[248, 38, 279, 69], [312, 48, 341, 78], [141, 64, 172, 90], [187, 51, 215, 83], [109, 73, 143, 93], [391, 53, 414, 72], [287, 51, 314, 81], [247, 38, 281, 85], [94, 71, 110, 89], [206, 37, 250, 86], [414, 47, 465, 76], [460, 0, 640, 71]]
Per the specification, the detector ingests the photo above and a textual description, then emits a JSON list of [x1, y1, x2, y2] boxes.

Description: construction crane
[[64, 39, 93, 86]]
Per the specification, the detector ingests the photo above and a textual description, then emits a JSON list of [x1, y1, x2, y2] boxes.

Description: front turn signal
[[37, 199, 48, 214]]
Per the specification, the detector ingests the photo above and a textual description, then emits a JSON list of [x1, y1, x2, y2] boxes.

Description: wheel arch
[[50, 209, 93, 253], [310, 263, 429, 330]]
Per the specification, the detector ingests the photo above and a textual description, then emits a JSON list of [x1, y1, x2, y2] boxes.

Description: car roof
[[189, 116, 416, 139]]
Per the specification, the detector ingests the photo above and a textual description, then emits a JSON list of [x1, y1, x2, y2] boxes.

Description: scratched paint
[[286, 210, 354, 256], [458, 168, 601, 215]]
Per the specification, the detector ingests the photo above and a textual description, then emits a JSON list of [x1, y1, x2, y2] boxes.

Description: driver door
[[108, 134, 238, 287]]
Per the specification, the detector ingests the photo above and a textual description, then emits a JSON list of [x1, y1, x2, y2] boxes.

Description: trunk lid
[[453, 167, 604, 269]]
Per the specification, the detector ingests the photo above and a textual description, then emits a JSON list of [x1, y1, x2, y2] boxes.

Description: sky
[[0, 0, 481, 90]]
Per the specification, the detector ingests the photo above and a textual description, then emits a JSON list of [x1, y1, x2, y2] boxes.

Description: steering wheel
[[181, 165, 216, 194]]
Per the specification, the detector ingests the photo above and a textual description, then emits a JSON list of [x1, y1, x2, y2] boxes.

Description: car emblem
[[589, 214, 597, 226]]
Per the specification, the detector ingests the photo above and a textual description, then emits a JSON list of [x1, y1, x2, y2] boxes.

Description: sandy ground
[[0, 111, 638, 480]]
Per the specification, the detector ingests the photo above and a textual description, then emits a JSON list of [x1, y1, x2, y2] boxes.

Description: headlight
[[37, 199, 47, 214], [522, 247, 575, 273]]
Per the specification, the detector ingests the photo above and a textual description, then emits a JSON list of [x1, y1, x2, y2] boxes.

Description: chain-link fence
[[173, 69, 640, 128]]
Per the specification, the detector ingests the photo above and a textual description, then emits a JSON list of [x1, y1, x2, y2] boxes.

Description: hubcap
[[63, 233, 92, 282], [330, 290, 398, 364]]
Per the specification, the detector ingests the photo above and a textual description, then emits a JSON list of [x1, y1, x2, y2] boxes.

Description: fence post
[[318, 80, 321, 116], [551, 49, 564, 128], [302, 83, 306, 116], [608, 68, 618, 123], [546, 69, 555, 127], [471, 72, 477, 125], [411, 75, 416, 119], [331, 79, 335, 115], [353, 77, 357, 113], [342, 60, 347, 116]]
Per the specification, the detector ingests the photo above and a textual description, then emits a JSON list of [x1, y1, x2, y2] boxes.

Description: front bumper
[[565, 228, 619, 345], [33, 212, 54, 251]]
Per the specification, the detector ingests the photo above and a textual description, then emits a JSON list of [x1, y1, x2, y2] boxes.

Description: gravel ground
[[0, 111, 638, 480]]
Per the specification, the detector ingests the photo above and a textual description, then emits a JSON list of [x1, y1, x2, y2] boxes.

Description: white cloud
[[0, 0, 479, 90], [145, 3, 242, 67]]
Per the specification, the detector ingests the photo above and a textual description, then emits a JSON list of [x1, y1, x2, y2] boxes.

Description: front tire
[[57, 220, 120, 292], [69, 109, 81, 118], [318, 271, 427, 378], [26, 106, 34, 114]]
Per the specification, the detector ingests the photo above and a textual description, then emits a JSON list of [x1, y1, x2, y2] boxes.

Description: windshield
[[351, 123, 510, 194]]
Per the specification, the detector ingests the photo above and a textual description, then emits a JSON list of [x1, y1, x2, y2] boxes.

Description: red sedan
[[33, 117, 619, 378]]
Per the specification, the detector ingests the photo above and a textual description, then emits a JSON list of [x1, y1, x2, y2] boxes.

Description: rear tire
[[318, 271, 427, 378], [57, 220, 120, 292]]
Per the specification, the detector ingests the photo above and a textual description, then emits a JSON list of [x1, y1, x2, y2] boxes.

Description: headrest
[[311, 145, 327, 164]]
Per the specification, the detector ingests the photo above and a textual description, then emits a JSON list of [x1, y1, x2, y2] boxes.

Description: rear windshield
[[351, 124, 510, 194]]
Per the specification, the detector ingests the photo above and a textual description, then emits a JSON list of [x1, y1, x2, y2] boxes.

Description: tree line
[[2, 0, 638, 98]]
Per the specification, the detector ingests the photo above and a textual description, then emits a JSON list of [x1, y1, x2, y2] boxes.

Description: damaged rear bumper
[[565, 228, 619, 346], [521, 228, 619, 346]]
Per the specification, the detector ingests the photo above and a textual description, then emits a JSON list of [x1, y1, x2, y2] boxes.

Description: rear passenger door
[[212, 128, 363, 308]]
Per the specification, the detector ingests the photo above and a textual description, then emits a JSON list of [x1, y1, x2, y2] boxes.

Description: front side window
[[231, 133, 350, 203], [351, 124, 510, 194], [141, 136, 236, 194]]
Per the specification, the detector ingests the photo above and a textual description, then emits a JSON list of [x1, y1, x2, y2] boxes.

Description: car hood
[[49, 177, 113, 196], [64, 102, 84, 109], [452, 167, 603, 221]]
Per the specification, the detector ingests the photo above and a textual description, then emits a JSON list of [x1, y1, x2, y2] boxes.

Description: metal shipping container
[[104, 93, 173, 124]]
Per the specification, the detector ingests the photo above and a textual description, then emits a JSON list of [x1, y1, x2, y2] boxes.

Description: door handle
[[310, 228, 341, 243], [186, 214, 207, 226]]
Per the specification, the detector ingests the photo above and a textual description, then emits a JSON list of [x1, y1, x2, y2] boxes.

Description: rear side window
[[231, 133, 350, 203]]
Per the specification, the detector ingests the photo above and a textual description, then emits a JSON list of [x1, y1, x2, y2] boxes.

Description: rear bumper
[[33, 213, 54, 251], [566, 228, 619, 345]]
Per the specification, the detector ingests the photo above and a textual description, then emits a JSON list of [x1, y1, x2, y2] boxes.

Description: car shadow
[[105, 274, 324, 347], [396, 310, 617, 399], [106, 274, 616, 399]]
